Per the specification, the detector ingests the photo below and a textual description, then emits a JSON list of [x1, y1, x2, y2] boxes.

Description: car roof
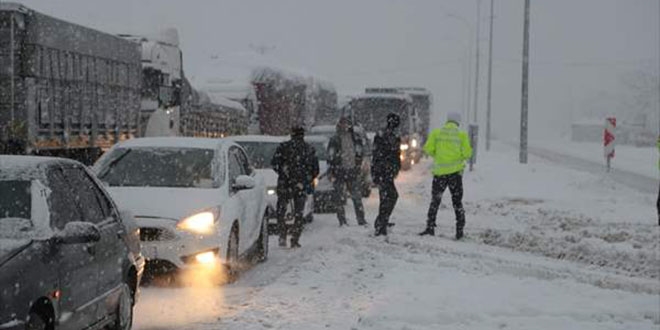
[[304, 135, 329, 143], [0, 155, 80, 180], [114, 137, 231, 150], [228, 135, 288, 143]]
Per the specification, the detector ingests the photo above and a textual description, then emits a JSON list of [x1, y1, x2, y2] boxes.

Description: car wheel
[[25, 311, 48, 330], [111, 284, 133, 330], [256, 213, 269, 262], [224, 225, 239, 284]]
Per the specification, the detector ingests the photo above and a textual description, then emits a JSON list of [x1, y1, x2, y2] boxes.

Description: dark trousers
[[375, 178, 398, 231], [333, 168, 365, 225], [426, 172, 465, 230], [276, 192, 306, 242]]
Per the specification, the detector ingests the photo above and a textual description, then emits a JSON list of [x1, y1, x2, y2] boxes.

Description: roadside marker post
[[604, 117, 616, 172]]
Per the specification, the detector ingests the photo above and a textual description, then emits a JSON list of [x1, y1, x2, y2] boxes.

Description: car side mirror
[[232, 175, 256, 191], [53, 222, 101, 244]]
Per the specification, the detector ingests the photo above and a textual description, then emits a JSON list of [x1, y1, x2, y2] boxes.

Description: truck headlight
[[400, 143, 409, 151], [177, 211, 215, 234]]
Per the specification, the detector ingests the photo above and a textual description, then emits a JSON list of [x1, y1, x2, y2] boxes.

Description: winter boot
[[290, 238, 301, 248], [419, 227, 435, 236], [374, 226, 387, 237], [455, 227, 464, 240], [279, 236, 287, 247]]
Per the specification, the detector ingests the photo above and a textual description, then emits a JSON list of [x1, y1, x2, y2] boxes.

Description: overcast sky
[[13, 0, 660, 140]]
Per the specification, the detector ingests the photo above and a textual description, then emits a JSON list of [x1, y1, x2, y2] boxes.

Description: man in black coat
[[371, 113, 401, 236], [271, 127, 319, 248], [327, 117, 367, 226]]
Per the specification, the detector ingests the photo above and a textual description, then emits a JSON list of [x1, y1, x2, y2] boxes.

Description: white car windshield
[[97, 147, 216, 188], [0, 180, 35, 238]]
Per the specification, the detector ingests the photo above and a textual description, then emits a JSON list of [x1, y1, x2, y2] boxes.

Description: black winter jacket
[[371, 128, 401, 183], [271, 138, 319, 195]]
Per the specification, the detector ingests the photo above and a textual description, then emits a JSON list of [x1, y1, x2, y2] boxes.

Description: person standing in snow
[[372, 113, 402, 236], [327, 117, 367, 226], [419, 112, 473, 240], [657, 135, 659, 226], [271, 126, 319, 248]]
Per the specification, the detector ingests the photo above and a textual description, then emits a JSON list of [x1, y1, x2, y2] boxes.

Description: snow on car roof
[[351, 93, 413, 102], [0, 155, 77, 179], [228, 135, 288, 143], [115, 137, 230, 150], [304, 135, 330, 143]]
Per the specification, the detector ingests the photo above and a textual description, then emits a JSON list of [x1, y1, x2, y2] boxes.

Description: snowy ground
[[133, 142, 659, 330]]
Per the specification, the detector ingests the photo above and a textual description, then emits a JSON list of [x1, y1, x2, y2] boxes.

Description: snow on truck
[[0, 3, 246, 163], [197, 52, 337, 136], [0, 3, 142, 162]]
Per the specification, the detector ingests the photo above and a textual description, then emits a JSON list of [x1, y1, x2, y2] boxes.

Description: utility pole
[[486, 0, 494, 151], [472, 0, 482, 124], [519, 0, 530, 164]]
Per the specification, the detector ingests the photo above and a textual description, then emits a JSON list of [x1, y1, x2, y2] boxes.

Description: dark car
[[0, 156, 144, 330]]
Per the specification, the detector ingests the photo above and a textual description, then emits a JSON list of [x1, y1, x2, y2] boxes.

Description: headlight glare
[[177, 211, 215, 234], [400, 143, 409, 151], [411, 139, 418, 148]]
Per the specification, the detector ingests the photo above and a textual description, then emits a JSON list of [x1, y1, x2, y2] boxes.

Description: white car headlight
[[267, 188, 276, 195], [400, 143, 409, 151], [177, 211, 216, 234], [411, 139, 418, 148]]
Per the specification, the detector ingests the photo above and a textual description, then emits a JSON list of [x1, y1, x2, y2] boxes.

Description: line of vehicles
[[0, 3, 434, 330]]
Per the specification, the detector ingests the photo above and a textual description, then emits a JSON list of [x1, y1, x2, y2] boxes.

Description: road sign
[[604, 117, 616, 171]]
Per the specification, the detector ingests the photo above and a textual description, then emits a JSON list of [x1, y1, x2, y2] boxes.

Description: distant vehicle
[[230, 135, 314, 234], [0, 3, 142, 164], [365, 87, 432, 143], [93, 137, 268, 284], [0, 4, 247, 165], [346, 92, 420, 170], [309, 125, 372, 197], [304, 135, 335, 213], [0, 155, 143, 330], [197, 53, 337, 135]]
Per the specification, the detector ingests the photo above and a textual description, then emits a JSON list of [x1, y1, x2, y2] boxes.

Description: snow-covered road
[[133, 142, 659, 330]]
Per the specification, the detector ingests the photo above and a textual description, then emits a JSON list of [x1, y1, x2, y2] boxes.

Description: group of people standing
[[271, 111, 473, 248]]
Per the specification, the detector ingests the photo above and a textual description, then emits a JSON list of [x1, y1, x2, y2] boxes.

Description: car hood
[[0, 239, 32, 267], [255, 168, 277, 188], [106, 187, 224, 220]]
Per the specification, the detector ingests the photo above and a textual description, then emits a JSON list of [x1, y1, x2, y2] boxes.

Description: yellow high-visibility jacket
[[423, 122, 473, 176]]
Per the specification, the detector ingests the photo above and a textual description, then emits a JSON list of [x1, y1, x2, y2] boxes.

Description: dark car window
[[0, 180, 31, 220], [228, 151, 242, 184], [236, 141, 279, 169], [64, 167, 109, 223], [234, 148, 251, 175], [47, 168, 83, 230]]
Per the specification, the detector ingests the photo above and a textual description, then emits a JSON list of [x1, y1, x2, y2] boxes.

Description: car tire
[[224, 225, 239, 284], [256, 213, 269, 263], [25, 311, 48, 330], [111, 284, 133, 330]]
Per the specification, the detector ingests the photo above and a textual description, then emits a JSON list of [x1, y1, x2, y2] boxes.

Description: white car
[[230, 135, 314, 233], [93, 137, 268, 283]]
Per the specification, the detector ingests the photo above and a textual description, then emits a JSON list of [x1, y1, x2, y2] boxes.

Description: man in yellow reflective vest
[[419, 112, 473, 239]]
